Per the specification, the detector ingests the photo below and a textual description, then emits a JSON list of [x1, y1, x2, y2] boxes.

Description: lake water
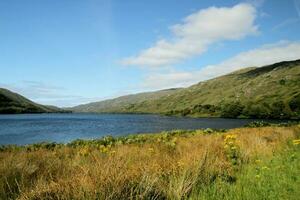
[[0, 113, 289, 145]]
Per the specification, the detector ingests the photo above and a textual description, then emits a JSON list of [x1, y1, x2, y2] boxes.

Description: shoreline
[[1, 111, 300, 121], [1, 121, 298, 149]]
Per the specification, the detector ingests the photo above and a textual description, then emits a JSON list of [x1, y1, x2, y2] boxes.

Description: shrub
[[279, 79, 286, 85], [243, 104, 272, 119], [221, 102, 244, 118], [245, 121, 271, 128], [289, 94, 300, 114], [270, 101, 291, 119]]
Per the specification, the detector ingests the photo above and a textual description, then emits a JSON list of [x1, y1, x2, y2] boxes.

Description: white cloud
[[121, 3, 258, 68], [141, 41, 300, 90]]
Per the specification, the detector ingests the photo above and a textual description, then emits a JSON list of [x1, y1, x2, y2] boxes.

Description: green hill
[[73, 59, 300, 119], [0, 88, 67, 114], [72, 88, 182, 113]]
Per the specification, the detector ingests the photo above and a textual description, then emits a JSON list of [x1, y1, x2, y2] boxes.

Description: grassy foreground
[[0, 124, 300, 199]]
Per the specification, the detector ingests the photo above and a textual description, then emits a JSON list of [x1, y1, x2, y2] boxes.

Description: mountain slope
[[72, 88, 182, 113], [73, 59, 300, 119], [0, 88, 66, 114]]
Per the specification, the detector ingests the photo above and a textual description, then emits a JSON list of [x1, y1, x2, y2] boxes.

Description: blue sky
[[0, 0, 300, 107]]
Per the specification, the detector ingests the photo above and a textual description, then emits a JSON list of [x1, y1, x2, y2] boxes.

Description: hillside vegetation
[[72, 88, 181, 113], [73, 59, 300, 119], [0, 88, 67, 114], [0, 124, 299, 199]]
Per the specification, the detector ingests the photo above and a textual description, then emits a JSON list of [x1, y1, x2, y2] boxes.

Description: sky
[[0, 0, 300, 107]]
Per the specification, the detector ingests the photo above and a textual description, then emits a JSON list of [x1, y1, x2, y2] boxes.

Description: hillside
[[72, 88, 182, 113], [73, 59, 300, 119], [0, 88, 67, 114]]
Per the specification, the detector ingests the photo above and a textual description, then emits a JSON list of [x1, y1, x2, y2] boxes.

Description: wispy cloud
[[0, 81, 101, 107], [121, 3, 258, 68], [141, 41, 300, 90], [246, 0, 266, 7], [39, 97, 105, 108], [295, 0, 300, 17], [272, 18, 300, 31], [272, 0, 300, 31]]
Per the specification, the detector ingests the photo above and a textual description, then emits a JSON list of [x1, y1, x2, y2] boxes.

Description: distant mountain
[[0, 88, 67, 114], [72, 59, 300, 119]]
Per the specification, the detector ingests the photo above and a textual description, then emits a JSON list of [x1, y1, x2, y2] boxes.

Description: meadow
[[0, 123, 299, 200]]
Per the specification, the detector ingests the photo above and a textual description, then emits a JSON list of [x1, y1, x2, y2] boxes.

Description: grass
[[0, 124, 299, 199]]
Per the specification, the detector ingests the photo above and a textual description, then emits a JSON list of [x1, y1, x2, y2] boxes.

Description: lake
[[0, 113, 289, 145]]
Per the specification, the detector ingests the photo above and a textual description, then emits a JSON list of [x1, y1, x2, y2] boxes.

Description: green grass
[[190, 143, 300, 200]]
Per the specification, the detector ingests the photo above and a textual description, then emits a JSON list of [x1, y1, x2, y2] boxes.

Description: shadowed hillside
[[72, 59, 300, 119], [0, 88, 67, 114]]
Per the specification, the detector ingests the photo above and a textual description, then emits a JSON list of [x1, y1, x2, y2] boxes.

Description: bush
[[245, 121, 271, 128], [279, 79, 286, 85], [270, 101, 291, 119], [289, 94, 300, 113], [221, 102, 244, 118], [242, 104, 271, 119]]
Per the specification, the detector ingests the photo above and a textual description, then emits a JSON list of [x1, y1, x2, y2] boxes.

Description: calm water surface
[[0, 113, 289, 145]]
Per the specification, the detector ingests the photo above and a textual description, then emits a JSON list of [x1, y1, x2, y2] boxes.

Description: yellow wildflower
[[79, 147, 89, 156], [110, 150, 116, 155], [99, 145, 109, 153], [262, 166, 269, 170], [177, 161, 184, 167], [292, 139, 300, 145], [225, 134, 237, 140]]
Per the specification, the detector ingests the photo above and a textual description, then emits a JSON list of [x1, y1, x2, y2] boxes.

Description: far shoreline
[[1, 120, 299, 147]]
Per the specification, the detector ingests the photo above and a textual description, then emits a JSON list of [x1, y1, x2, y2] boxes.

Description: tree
[[289, 94, 300, 113], [242, 104, 271, 119], [270, 101, 291, 119]]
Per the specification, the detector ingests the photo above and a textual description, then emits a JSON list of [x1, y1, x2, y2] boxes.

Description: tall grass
[[0, 125, 299, 199]]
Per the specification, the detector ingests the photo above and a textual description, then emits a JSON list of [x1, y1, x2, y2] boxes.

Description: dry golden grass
[[0, 125, 299, 199]]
